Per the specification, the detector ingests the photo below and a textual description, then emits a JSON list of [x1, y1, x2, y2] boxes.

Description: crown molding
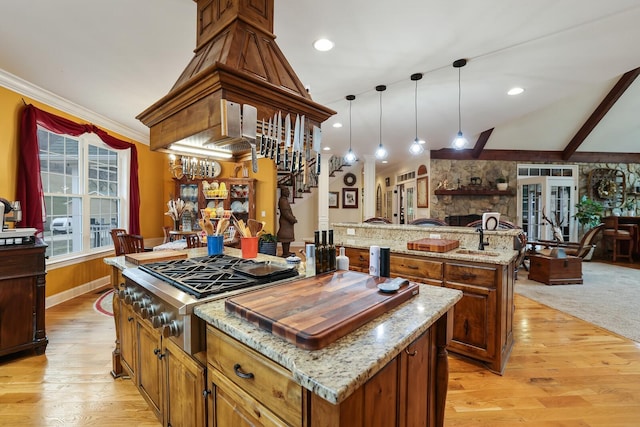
[[0, 68, 149, 144]]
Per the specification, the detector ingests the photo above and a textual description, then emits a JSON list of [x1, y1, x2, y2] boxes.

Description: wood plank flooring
[[1, 278, 639, 426]]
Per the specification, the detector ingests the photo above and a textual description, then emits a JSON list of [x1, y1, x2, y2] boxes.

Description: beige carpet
[[516, 261, 640, 343]]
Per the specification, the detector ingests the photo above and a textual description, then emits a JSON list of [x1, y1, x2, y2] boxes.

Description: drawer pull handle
[[359, 256, 366, 261], [462, 273, 476, 280], [127, 316, 134, 322], [407, 265, 419, 270], [233, 363, 254, 380], [405, 348, 418, 357], [464, 320, 469, 336]]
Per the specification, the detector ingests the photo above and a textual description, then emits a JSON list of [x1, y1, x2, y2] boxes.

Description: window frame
[[39, 128, 130, 263]]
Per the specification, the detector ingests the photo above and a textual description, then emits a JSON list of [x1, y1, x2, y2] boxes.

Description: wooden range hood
[[137, 0, 335, 157]]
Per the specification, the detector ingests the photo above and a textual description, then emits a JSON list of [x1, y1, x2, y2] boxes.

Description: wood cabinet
[[341, 245, 514, 375], [206, 315, 451, 427], [174, 177, 256, 230], [111, 272, 207, 425], [0, 242, 48, 358], [444, 261, 512, 374]]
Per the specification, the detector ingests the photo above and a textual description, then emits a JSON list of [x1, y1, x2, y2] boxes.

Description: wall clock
[[343, 172, 357, 187]]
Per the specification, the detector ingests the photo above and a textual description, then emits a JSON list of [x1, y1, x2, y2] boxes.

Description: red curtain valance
[[17, 104, 141, 235]]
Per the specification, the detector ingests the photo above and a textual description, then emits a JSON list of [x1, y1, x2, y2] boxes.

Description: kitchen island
[[195, 274, 461, 426], [330, 222, 523, 375]]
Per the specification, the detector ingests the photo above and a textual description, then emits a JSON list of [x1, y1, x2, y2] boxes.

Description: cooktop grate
[[138, 254, 297, 298]]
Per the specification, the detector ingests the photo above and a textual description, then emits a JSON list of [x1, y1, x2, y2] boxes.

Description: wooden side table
[[528, 254, 583, 285]]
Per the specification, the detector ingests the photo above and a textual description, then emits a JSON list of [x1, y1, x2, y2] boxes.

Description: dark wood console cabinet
[[0, 242, 48, 358]]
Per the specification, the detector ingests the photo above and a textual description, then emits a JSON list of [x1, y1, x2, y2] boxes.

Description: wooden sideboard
[[0, 242, 48, 358]]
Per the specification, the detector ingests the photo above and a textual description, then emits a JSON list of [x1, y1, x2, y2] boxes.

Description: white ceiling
[[2, 0, 640, 172]]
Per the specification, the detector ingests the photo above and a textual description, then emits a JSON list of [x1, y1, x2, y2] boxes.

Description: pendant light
[[375, 85, 388, 160], [452, 58, 468, 150], [344, 95, 357, 164], [409, 73, 425, 155]]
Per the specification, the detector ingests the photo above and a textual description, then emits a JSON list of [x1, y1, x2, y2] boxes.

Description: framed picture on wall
[[342, 188, 358, 209], [417, 176, 428, 208], [328, 191, 339, 208]]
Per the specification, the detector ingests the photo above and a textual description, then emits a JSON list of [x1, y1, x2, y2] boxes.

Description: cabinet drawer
[[445, 263, 497, 288], [207, 326, 301, 426], [0, 250, 45, 277], [344, 247, 369, 272], [391, 255, 443, 285]]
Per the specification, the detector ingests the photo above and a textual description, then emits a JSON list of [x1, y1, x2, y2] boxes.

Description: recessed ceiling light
[[323, 146, 331, 151], [313, 38, 334, 52], [507, 87, 524, 96], [332, 122, 342, 128], [382, 160, 388, 164]]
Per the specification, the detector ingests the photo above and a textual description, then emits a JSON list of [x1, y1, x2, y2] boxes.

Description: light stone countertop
[[194, 281, 462, 404], [330, 222, 521, 265]]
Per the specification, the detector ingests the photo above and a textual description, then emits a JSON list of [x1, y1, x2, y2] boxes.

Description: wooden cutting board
[[225, 271, 419, 350], [407, 238, 459, 252], [125, 250, 187, 265]]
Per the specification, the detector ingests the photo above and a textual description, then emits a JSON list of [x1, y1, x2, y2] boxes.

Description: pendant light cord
[[379, 90, 383, 146], [349, 98, 352, 150], [457, 66, 462, 133], [415, 78, 419, 139]]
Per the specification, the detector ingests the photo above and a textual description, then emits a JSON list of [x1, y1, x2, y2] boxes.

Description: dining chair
[[363, 217, 392, 224], [109, 228, 128, 255], [118, 234, 145, 254], [408, 218, 448, 226], [162, 226, 172, 244], [602, 216, 634, 262], [185, 233, 201, 249]]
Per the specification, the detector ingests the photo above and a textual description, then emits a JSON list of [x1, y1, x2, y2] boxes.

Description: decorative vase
[[258, 241, 277, 256], [497, 182, 508, 191], [173, 219, 180, 231]]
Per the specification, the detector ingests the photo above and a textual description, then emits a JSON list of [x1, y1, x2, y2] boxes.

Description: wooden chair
[[466, 219, 519, 229], [408, 218, 448, 226], [185, 233, 201, 249], [162, 226, 172, 244], [109, 228, 127, 255], [118, 234, 145, 254], [363, 217, 392, 224], [528, 224, 604, 260], [602, 217, 634, 262]]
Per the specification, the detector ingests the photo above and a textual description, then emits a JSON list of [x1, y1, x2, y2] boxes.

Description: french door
[[518, 177, 577, 242]]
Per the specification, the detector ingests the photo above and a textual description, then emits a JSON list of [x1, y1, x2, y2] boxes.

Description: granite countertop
[[330, 222, 521, 265], [195, 282, 461, 405], [335, 236, 517, 265]]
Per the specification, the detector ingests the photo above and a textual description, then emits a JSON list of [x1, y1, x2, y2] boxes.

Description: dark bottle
[[321, 230, 329, 273], [314, 231, 323, 274], [328, 229, 336, 271]]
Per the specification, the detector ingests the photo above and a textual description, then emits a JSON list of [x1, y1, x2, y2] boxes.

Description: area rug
[[94, 289, 114, 317], [516, 262, 640, 342]]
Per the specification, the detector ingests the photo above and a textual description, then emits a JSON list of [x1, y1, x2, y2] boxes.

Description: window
[[38, 128, 128, 259]]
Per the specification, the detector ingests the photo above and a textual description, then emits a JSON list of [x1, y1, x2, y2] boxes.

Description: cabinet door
[[445, 282, 496, 359], [164, 338, 206, 427], [137, 320, 163, 420], [119, 302, 137, 378], [344, 247, 369, 272], [208, 367, 289, 427], [0, 277, 35, 352], [398, 329, 431, 427]]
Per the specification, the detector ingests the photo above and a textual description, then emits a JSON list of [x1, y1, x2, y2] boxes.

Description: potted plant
[[496, 176, 508, 191], [258, 232, 278, 256], [574, 195, 604, 230]]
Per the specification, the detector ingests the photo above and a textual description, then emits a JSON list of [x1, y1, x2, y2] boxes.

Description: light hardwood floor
[[1, 279, 639, 426]]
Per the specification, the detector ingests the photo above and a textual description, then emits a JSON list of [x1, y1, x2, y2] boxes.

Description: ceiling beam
[[471, 128, 494, 159], [562, 67, 640, 161], [430, 148, 640, 163]]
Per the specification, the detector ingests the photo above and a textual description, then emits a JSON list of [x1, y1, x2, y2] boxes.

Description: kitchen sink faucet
[[477, 227, 489, 251]]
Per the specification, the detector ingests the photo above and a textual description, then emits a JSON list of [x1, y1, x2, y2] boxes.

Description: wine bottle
[[328, 229, 336, 271], [314, 231, 323, 274], [321, 230, 329, 273]]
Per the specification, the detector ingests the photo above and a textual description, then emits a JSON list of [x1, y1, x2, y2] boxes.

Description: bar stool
[[602, 216, 634, 262]]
